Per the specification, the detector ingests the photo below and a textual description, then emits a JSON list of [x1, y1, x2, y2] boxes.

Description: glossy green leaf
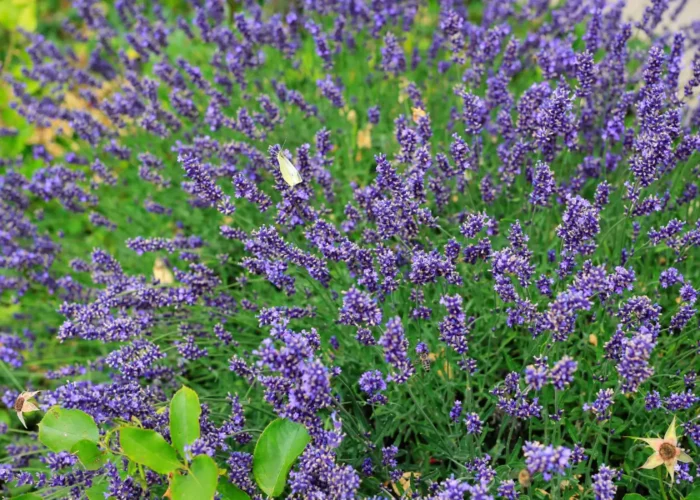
[[622, 495, 646, 500], [170, 386, 201, 458], [38, 406, 99, 452], [171, 454, 218, 500], [15, 0, 36, 31], [71, 439, 109, 470], [685, 489, 700, 500], [85, 480, 110, 500], [253, 419, 310, 497], [119, 427, 182, 475], [217, 478, 252, 500]]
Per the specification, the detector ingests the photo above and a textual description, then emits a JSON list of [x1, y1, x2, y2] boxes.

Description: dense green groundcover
[[1, 0, 700, 498]]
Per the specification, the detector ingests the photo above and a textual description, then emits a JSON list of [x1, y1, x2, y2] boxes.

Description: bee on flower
[[629, 416, 693, 480], [14, 391, 41, 428]]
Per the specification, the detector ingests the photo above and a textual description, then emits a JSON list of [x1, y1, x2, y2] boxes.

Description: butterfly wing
[[277, 152, 303, 187]]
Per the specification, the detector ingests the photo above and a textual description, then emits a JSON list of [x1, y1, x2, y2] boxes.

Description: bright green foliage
[[71, 440, 110, 470], [685, 489, 700, 500], [253, 419, 311, 497], [170, 385, 202, 458], [84, 481, 110, 500], [217, 479, 252, 500], [0, 0, 37, 32], [171, 455, 219, 500], [38, 406, 99, 452], [119, 427, 183, 475]]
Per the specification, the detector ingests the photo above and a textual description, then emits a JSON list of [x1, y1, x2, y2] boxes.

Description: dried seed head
[[518, 468, 531, 487], [659, 443, 676, 460], [14, 396, 25, 412]]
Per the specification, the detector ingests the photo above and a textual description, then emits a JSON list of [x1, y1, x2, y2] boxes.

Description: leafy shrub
[[1, 0, 700, 498]]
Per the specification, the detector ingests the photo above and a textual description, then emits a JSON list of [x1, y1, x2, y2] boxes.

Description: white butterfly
[[276, 150, 303, 188], [153, 257, 174, 285]]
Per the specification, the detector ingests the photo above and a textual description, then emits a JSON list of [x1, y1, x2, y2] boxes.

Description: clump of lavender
[[359, 370, 387, 405], [522, 442, 572, 481], [1, 0, 700, 498], [592, 465, 619, 500]]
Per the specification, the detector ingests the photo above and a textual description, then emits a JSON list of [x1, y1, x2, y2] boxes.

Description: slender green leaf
[[38, 406, 99, 452], [13, 494, 42, 500], [170, 386, 201, 458], [119, 427, 183, 475], [71, 439, 109, 470], [253, 419, 310, 497], [171, 454, 218, 500], [217, 478, 252, 500]]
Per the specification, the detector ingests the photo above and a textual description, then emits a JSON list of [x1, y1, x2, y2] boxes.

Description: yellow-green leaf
[[0, 0, 36, 31], [119, 427, 183, 475], [253, 419, 310, 497], [170, 386, 201, 459], [85, 480, 110, 500], [217, 478, 251, 500], [171, 454, 218, 500], [38, 406, 99, 453], [71, 439, 109, 470]]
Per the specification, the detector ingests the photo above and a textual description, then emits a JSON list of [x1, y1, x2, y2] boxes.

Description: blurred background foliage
[[0, 0, 174, 161], [0, 0, 299, 163]]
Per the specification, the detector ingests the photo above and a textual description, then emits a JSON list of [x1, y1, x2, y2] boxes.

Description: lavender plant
[[1, 0, 700, 498]]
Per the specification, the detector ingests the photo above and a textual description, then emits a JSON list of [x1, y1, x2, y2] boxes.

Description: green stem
[[657, 467, 669, 500], [0, 360, 24, 391], [2, 30, 15, 76]]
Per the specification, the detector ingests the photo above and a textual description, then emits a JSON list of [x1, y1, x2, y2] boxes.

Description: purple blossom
[[338, 287, 382, 327], [549, 356, 577, 390], [465, 412, 483, 434], [556, 195, 600, 256], [359, 370, 387, 405], [592, 465, 619, 500], [450, 400, 463, 422], [497, 479, 519, 499], [381, 32, 406, 75], [659, 268, 684, 288], [368, 106, 380, 124], [378, 317, 414, 384], [583, 389, 615, 421], [382, 445, 399, 468], [525, 363, 548, 391], [617, 331, 656, 394], [439, 294, 471, 355], [530, 162, 556, 206], [317, 74, 345, 108], [522, 441, 572, 481]]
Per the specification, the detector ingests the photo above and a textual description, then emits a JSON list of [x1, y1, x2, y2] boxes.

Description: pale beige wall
[[623, 1, 700, 99]]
